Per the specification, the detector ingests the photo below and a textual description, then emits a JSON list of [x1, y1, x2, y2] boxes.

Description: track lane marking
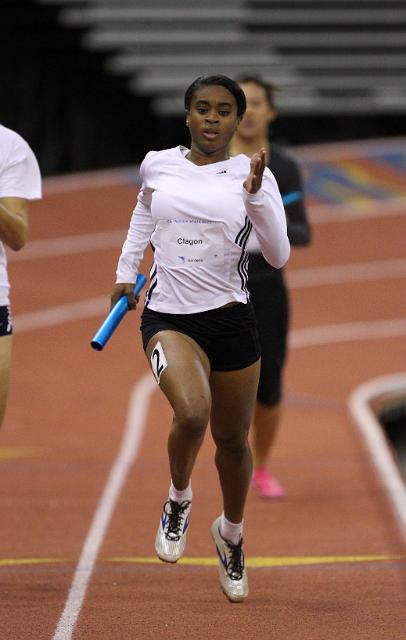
[[0, 558, 68, 567], [287, 257, 406, 289], [43, 166, 138, 195], [0, 446, 44, 459], [108, 554, 406, 568], [39, 156, 406, 222], [14, 298, 108, 333], [309, 199, 406, 223], [1, 555, 404, 570], [9, 228, 406, 290], [52, 373, 156, 640], [349, 373, 406, 543], [290, 318, 406, 348], [8, 230, 126, 262], [13, 303, 406, 349]]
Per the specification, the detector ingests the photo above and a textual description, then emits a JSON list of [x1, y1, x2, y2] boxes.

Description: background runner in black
[[231, 76, 312, 498]]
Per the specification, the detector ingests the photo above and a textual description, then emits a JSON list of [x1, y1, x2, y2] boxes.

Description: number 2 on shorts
[[150, 341, 168, 383]]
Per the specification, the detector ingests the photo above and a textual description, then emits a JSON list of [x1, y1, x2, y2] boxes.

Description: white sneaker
[[211, 517, 248, 602], [155, 499, 192, 563]]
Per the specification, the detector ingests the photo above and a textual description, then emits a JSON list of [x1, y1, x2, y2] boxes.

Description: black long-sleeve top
[[269, 144, 311, 247], [248, 143, 311, 280]]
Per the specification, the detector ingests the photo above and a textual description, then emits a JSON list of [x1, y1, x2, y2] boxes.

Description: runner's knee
[[213, 430, 249, 458], [174, 403, 210, 439]]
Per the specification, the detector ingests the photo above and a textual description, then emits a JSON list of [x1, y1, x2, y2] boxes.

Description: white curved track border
[[348, 373, 406, 543]]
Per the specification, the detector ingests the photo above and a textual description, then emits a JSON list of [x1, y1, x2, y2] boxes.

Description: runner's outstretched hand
[[243, 148, 266, 194]]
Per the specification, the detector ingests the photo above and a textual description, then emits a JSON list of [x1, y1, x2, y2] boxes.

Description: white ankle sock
[[220, 513, 243, 545], [169, 481, 192, 503]]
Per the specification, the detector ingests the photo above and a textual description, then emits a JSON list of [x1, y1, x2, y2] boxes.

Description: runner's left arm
[[243, 151, 290, 268]]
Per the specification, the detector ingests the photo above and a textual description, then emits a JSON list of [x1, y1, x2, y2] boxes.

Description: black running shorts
[[140, 302, 261, 372], [0, 305, 13, 336]]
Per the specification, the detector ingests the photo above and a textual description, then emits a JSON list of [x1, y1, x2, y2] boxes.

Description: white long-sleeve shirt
[[116, 145, 290, 314], [0, 125, 42, 306]]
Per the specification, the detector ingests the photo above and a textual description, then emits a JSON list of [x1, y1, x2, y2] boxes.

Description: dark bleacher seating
[[4, 0, 405, 172], [37, 0, 406, 115]]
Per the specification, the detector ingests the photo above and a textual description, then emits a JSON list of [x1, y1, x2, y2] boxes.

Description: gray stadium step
[[34, 0, 406, 116], [83, 29, 246, 49], [131, 72, 406, 95], [130, 68, 299, 94], [257, 31, 406, 48], [153, 89, 406, 116], [281, 54, 406, 69], [59, 7, 246, 24], [247, 7, 406, 24], [107, 52, 282, 74]]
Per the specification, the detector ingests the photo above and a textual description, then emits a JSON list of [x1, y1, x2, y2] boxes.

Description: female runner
[[111, 75, 290, 602]]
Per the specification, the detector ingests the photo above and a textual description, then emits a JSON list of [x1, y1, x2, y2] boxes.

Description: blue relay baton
[[90, 273, 147, 351]]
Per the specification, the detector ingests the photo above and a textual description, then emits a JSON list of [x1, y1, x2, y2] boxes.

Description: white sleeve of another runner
[[0, 136, 42, 200]]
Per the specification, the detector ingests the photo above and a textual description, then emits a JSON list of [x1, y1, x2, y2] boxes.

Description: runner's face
[[237, 82, 275, 140], [187, 85, 241, 158]]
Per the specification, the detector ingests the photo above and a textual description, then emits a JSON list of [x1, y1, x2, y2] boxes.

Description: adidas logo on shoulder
[[216, 170, 227, 174]]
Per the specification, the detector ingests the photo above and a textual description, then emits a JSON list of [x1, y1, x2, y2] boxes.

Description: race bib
[[157, 220, 225, 268]]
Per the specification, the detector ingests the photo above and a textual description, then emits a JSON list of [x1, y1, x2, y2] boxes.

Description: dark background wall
[[2, 0, 157, 175], [2, 0, 406, 176]]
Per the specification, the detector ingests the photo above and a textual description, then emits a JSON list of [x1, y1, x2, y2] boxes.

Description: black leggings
[[0, 305, 12, 336], [248, 255, 289, 406]]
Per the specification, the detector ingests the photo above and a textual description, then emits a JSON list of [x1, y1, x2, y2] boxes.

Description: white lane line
[[293, 136, 406, 161], [52, 372, 156, 640], [14, 298, 108, 333], [39, 149, 406, 222], [43, 166, 139, 195], [8, 225, 406, 291], [13, 302, 406, 349], [309, 199, 406, 223], [290, 318, 406, 348], [7, 216, 406, 291], [287, 258, 406, 289], [348, 373, 406, 543], [8, 230, 126, 262]]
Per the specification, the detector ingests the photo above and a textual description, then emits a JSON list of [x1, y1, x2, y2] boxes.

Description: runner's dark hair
[[184, 75, 247, 117], [234, 74, 277, 109]]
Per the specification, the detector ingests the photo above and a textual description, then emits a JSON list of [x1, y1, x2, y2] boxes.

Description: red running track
[[0, 170, 405, 639]]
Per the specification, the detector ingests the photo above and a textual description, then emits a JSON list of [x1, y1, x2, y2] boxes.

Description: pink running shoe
[[252, 468, 286, 499]]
